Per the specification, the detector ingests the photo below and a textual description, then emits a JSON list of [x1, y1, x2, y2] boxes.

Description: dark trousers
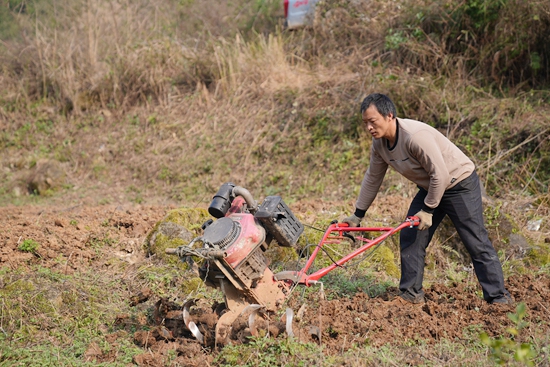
[[399, 171, 510, 302]]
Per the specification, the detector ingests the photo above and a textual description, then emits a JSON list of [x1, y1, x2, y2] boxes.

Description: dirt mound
[[0, 204, 168, 270], [2, 204, 549, 366], [124, 272, 549, 366]]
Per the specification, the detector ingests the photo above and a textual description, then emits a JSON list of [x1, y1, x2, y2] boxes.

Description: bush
[[388, 0, 550, 89]]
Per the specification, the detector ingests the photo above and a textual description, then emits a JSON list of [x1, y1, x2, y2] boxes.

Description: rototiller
[[166, 183, 419, 345]]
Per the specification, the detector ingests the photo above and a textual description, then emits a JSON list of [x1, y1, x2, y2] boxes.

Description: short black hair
[[360, 93, 397, 118]]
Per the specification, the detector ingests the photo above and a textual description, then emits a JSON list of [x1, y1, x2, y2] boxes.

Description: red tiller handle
[[281, 216, 420, 286]]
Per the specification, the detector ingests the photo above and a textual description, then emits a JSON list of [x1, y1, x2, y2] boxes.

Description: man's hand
[[414, 210, 433, 230], [342, 214, 362, 227]]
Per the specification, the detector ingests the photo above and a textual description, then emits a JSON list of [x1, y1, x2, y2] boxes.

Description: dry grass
[[0, 0, 548, 239]]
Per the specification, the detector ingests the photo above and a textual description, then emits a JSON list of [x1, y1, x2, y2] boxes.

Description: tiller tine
[[214, 279, 254, 345], [243, 304, 264, 336], [285, 308, 295, 338], [182, 299, 204, 343], [215, 309, 240, 346]]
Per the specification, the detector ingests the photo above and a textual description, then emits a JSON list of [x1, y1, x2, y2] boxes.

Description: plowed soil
[[2, 204, 550, 366]]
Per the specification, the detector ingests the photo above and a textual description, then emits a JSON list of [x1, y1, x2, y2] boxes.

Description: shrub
[[388, 0, 550, 89]]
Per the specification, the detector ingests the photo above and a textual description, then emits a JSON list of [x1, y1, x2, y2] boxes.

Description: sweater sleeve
[[355, 146, 388, 214], [407, 131, 450, 209]]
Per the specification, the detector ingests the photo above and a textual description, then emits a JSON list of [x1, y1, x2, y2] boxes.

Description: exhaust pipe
[[207, 183, 259, 218], [232, 186, 258, 214]]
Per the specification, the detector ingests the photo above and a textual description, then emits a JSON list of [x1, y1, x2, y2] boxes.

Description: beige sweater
[[356, 118, 475, 213]]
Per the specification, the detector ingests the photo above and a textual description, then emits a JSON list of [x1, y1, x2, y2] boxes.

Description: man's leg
[[439, 171, 511, 303], [399, 188, 446, 302]]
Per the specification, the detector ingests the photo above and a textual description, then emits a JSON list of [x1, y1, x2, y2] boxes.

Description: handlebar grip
[[164, 247, 226, 259], [206, 250, 226, 258], [406, 216, 421, 227]]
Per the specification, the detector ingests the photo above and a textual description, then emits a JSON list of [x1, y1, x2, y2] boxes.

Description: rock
[[156, 221, 194, 241], [27, 159, 66, 195], [508, 233, 531, 259], [145, 208, 211, 265], [147, 216, 195, 257], [54, 219, 66, 227]]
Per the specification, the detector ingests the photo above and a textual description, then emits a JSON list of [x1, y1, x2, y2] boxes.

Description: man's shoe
[[399, 291, 425, 304], [490, 295, 515, 305]]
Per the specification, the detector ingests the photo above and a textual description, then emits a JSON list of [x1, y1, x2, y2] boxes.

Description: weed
[[86, 234, 116, 254], [0, 264, 147, 366], [98, 198, 111, 205], [480, 302, 537, 366], [18, 239, 39, 253]]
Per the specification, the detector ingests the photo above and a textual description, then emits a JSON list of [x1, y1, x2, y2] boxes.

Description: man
[[343, 93, 512, 304]]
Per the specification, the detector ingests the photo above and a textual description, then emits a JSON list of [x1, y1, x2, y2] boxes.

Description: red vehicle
[[284, 0, 318, 29]]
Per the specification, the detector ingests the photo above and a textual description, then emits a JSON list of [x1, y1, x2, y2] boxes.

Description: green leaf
[[506, 327, 518, 336], [480, 332, 490, 345]]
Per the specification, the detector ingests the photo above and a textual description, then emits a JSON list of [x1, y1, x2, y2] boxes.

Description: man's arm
[[355, 146, 388, 215]]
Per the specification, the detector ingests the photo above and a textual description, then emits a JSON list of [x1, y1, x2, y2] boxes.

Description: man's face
[[362, 105, 394, 140]]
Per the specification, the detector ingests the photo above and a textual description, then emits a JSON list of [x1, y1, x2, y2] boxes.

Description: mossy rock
[[526, 244, 550, 267], [359, 245, 399, 278], [264, 246, 300, 270], [180, 277, 205, 295], [146, 207, 211, 266]]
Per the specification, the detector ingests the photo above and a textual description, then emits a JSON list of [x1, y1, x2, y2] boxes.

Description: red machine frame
[[274, 216, 420, 286]]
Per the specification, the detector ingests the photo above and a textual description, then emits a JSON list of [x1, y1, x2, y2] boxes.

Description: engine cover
[[222, 213, 265, 269], [254, 196, 304, 247], [202, 217, 241, 249]]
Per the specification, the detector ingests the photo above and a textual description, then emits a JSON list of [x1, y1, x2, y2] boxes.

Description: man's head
[[360, 93, 397, 119], [361, 93, 398, 142]]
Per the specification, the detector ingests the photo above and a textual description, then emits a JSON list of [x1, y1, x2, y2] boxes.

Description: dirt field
[[2, 204, 549, 366]]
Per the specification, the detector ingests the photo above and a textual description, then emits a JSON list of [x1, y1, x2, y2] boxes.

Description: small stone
[[130, 287, 153, 306]]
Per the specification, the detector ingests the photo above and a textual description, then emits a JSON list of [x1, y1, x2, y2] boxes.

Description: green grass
[[213, 332, 517, 367], [313, 269, 395, 300], [1, 245, 549, 367], [0, 265, 145, 366], [216, 337, 330, 367]]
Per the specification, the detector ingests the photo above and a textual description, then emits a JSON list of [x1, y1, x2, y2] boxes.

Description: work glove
[[342, 214, 362, 227], [414, 210, 433, 231]]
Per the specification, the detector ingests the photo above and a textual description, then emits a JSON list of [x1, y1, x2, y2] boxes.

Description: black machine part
[[208, 182, 236, 218], [254, 196, 304, 247], [201, 217, 241, 249]]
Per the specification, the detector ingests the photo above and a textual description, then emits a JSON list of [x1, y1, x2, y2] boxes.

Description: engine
[[198, 183, 304, 310]]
